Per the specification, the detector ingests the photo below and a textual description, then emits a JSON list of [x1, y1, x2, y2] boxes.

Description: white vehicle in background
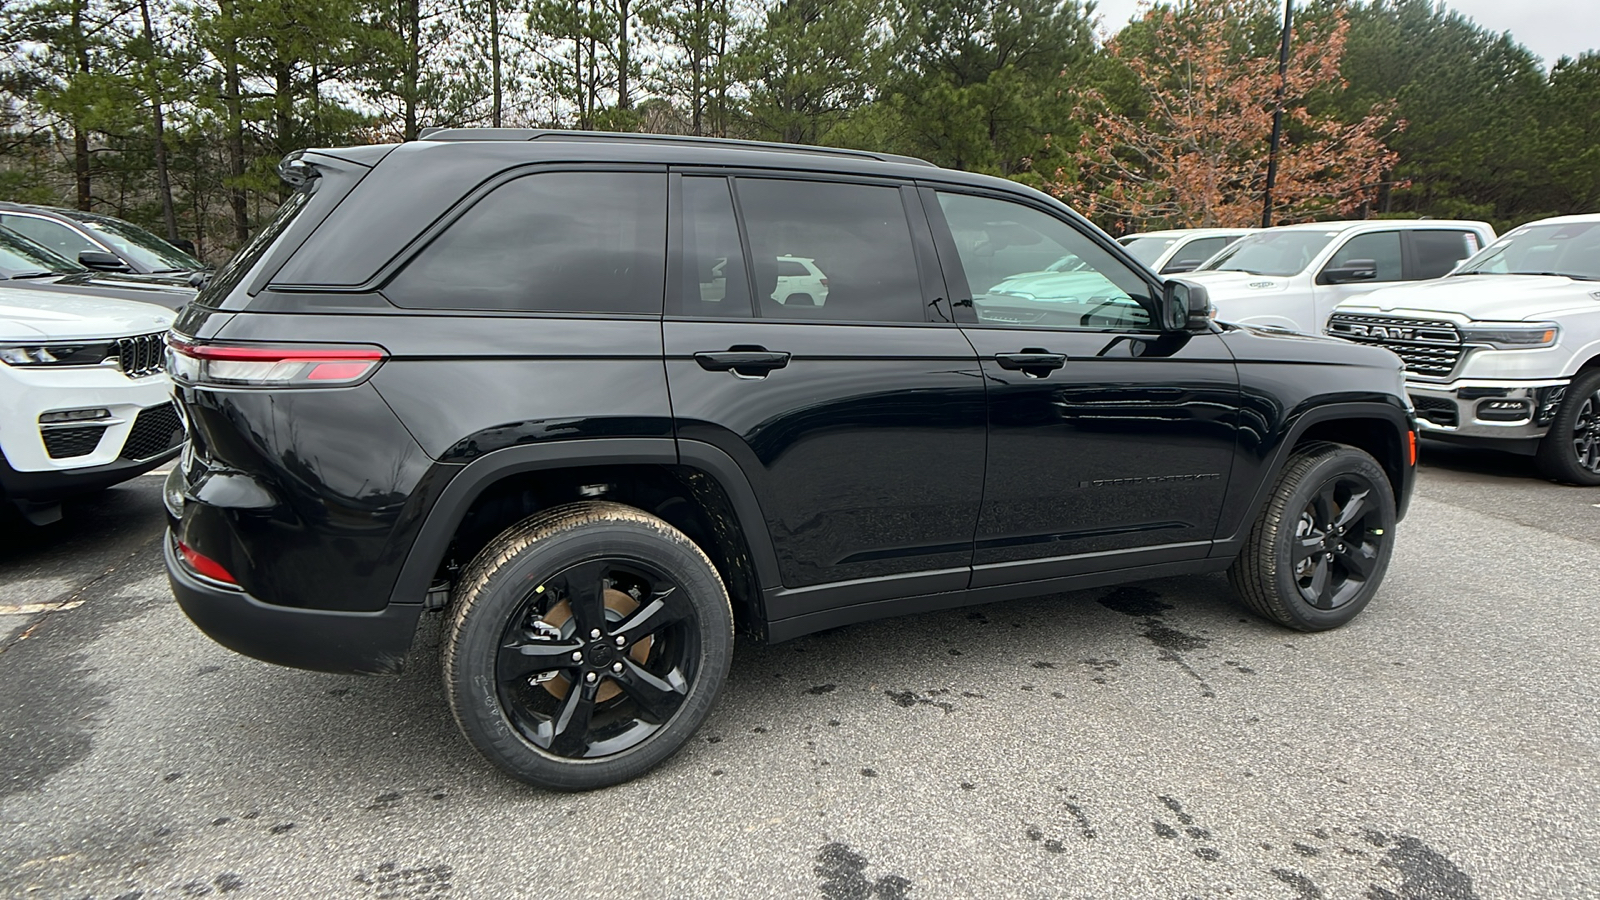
[[1181, 219, 1495, 334], [1328, 214, 1600, 485], [1118, 228, 1254, 274], [0, 286, 182, 524], [771, 255, 830, 306]]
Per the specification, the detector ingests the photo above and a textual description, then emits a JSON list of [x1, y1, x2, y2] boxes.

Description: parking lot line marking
[[0, 601, 85, 616]]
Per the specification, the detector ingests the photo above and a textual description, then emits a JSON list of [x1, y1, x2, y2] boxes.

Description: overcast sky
[[1089, 0, 1597, 69]]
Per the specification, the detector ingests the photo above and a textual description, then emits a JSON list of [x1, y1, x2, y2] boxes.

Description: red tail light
[[166, 339, 387, 387], [178, 541, 239, 586]]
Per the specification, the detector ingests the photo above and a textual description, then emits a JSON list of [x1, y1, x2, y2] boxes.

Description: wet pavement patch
[[814, 842, 911, 900], [1096, 586, 1173, 618]]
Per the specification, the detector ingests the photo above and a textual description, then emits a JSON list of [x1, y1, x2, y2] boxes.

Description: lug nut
[[570, 650, 583, 662], [590, 628, 602, 639], [584, 672, 598, 684], [611, 662, 624, 673], [615, 635, 626, 647]]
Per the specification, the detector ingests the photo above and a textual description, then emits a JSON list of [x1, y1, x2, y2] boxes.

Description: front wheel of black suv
[[1229, 442, 1397, 631], [1535, 369, 1600, 486], [442, 502, 734, 791]]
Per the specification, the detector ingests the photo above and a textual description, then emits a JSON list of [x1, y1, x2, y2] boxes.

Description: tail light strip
[[166, 338, 387, 388]]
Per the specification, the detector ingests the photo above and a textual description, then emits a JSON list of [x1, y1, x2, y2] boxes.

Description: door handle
[[994, 350, 1066, 377], [694, 348, 791, 378]]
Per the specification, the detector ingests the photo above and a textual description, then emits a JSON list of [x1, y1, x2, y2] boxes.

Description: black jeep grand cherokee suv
[[165, 131, 1416, 790]]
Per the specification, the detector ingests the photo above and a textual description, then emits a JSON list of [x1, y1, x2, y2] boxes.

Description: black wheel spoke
[[1311, 485, 1337, 530], [545, 677, 600, 758], [1307, 555, 1333, 608], [614, 589, 690, 645], [1333, 489, 1369, 531], [612, 659, 686, 723], [497, 637, 580, 683], [1337, 543, 1378, 580], [556, 561, 609, 636]]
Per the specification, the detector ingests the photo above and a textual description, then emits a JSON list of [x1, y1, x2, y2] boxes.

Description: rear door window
[[1325, 231, 1403, 282], [384, 171, 666, 315], [677, 176, 752, 317], [734, 178, 924, 323], [1410, 230, 1477, 279]]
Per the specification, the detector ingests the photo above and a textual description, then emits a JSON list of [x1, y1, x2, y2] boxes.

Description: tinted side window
[[936, 192, 1154, 330], [1161, 236, 1231, 273], [735, 178, 923, 323], [1411, 230, 1476, 279], [1, 215, 99, 260], [678, 176, 751, 317], [1327, 231, 1402, 282], [385, 172, 666, 314]]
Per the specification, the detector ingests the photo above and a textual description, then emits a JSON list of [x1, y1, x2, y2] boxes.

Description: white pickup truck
[[1328, 214, 1600, 485], [1180, 219, 1496, 334]]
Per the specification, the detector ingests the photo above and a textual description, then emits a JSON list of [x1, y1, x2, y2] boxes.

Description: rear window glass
[[1411, 230, 1476, 279], [735, 178, 923, 323], [196, 189, 313, 305], [385, 172, 667, 315]]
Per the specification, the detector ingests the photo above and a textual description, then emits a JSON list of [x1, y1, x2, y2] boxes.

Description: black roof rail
[[414, 127, 937, 168]]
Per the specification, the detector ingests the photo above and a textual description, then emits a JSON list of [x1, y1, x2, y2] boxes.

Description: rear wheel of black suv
[[442, 502, 733, 791], [1229, 442, 1397, 631], [1535, 369, 1600, 486]]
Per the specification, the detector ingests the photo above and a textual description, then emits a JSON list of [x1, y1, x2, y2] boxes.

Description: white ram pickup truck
[[1327, 214, 1600, 485], [1181, 219, 1496, 334], [1, 286, 182, 523]]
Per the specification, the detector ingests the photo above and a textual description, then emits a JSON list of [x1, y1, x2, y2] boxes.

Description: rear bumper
[[165, 532, 424, 675]]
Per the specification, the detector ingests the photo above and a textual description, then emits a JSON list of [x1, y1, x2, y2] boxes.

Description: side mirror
[[79, 250, 129, 272], [1320, 259, 1377, 284], [1163, 279, 1213, 331], [1162, 258, 1202, 274]]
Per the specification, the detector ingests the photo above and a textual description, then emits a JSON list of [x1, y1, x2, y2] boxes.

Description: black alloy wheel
[[495, 558, 699, 760], [1229, 441, 1397, 631], [1289, 476, 1385, 611], [443, 502, 733, 791], [1537, 370, 1600, 486]]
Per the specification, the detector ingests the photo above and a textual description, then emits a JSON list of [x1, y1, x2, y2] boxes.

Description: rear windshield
[[194, 189, 314, 305], [1201, 231, 1336, 277], [0, 227, 83, 277], [62, 211, 203, 273]]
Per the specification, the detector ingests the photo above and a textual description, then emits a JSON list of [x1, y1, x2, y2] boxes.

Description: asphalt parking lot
[[1, 443, 1596, 899]]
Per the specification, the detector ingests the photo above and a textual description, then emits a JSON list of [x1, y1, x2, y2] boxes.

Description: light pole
[[1262, 0, 1293, 228]]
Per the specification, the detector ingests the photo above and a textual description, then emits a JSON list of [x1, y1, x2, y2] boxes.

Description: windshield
[[1455, 222, 1600, 281], [1201, 231, 1336, 277], [0, 226, 84, 277], [1120, 236, 1178, 267], [60, 211, 202, 273]]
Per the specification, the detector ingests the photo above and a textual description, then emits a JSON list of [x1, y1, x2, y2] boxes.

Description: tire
[[1535, 369, 1600, 486], [1228, 442, 1397, 631], [441, 501, 734, 791]]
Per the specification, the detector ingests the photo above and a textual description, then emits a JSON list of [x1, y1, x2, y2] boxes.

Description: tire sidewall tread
[[1536, 369, 1600, 486]]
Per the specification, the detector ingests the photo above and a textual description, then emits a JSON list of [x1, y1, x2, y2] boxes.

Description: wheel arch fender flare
[[387, 437, 783, 607], [1217, 400, 1415, 555]]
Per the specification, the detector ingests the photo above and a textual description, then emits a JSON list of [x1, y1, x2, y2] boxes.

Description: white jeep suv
[[0, 286, 181, 523], [1182, 219, 1496, 334], [1328, 214, 1600, 484]]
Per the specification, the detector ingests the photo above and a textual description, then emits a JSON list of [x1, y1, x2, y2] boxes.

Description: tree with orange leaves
[[1055, 0, 1400, 231]]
